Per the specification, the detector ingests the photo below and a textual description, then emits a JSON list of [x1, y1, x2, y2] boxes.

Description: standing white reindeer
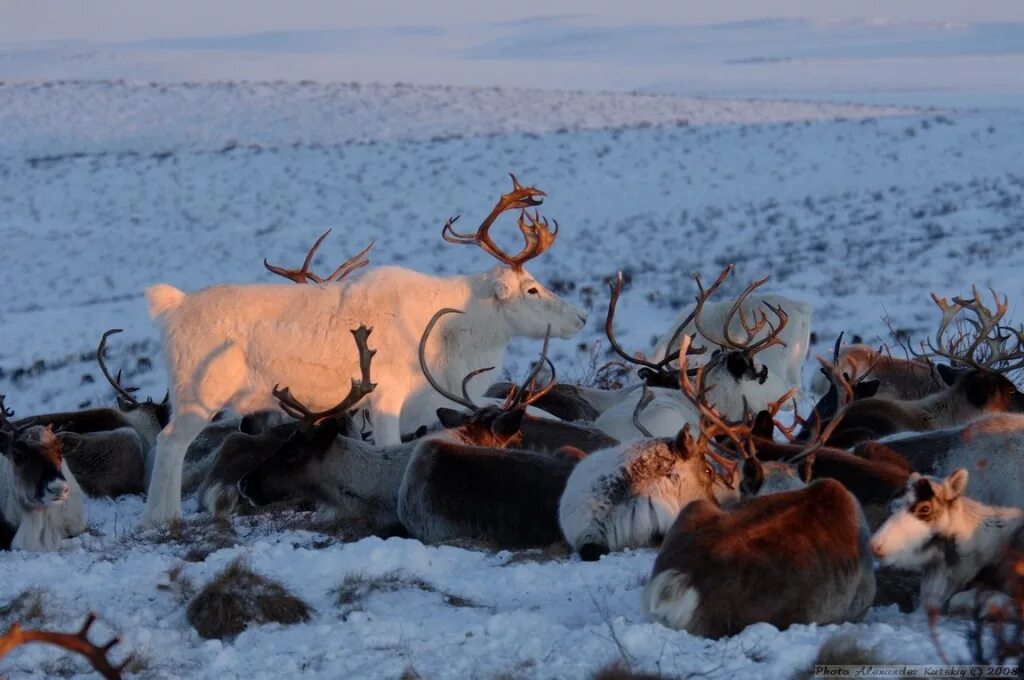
[[143, 176, 587, 523]]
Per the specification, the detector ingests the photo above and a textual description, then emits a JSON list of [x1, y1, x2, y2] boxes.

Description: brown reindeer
[[810, 290, 1024, 448], [643, 365, 876, 636]]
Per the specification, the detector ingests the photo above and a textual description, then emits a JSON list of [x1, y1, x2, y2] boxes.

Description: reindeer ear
[[741, 458, 764, 496], [751, 411, 774, 439], [493, 409, 525, 439], [672, 425, 693, 459], [57, 432, 82, 456], [856, 379, 880, 398], [936, 363, 960, 386], [798, 455, 815, 483], [492, 277, 515, 301], [943, 468, 969, 500], [436, 408, 468, 429]]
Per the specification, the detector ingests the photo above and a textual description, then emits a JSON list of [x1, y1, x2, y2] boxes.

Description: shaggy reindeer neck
[[11, 505, 67, 551], [951, 497, 1024, 549], [321, 437, 412, 506]]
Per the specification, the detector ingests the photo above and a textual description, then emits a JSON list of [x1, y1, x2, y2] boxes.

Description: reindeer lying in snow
[[644, 476, 875, 637], [560, 335, 806, 561], [235, 314, 603, 547], [594, 266, 797, 441], [143, 176, 587, 524], [870, 469, 1024, 612], [642, 375, 876, 637], [806, 289, 1024, 449], [0, 397, 86, 551], [809, 341, 943, 401], [649, 267, 811, 395]]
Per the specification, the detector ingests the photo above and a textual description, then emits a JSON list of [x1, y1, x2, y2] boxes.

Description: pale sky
[[2, 0, 1022, 43]]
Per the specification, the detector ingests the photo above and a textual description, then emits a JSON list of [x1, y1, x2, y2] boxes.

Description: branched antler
[[0, 613, 128, 680], [264, 229, 374, 284], [501, 327, 558, 412], [915, 286, 1024, 373], [441, 174, 556, 270], [604, 271, 705, 384], [674, 336, 795, 488], [272, 326, 377, 427], [774, 357, 854, 460], [96, 329, 141, 407], [692, 265, 789, 358]]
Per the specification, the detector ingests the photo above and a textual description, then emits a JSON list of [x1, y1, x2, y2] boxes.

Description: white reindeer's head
[[445, 175, 587, 340], [870, 469, 969, 569]]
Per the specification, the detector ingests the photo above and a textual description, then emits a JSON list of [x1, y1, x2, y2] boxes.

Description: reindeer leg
[[142, 410, 211, 524]]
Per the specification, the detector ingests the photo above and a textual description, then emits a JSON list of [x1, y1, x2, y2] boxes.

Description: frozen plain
[[1, 19, 1024, 680]]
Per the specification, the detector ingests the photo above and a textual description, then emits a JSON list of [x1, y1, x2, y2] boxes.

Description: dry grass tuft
[[590, 661, 664, 680], [123, 517, 239, 562], [0, 588, 49, 629], [795, 632, 891, 679], [333, 570, 481, 615], [186, 558, 312, 640]]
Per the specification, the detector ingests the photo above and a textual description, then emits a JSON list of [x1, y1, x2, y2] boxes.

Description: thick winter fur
[[871, 469, 1024, 610], [484, 382, 602, 422], [558, 432, 727, 560], [61, 427, 146, 497], [144, 263, 586, 523], [593, 355, 793, 441], [650, 293, 812, 394], [874, 414, 1024, 509], [810, 344, 944, 401], [238, 424, 410, 528], [0, 426, 87, 551], [437, 406, 619, 455], [818, 365, 1024, 448], [644, 479, 875, 637], [397, 429, 577, 547]]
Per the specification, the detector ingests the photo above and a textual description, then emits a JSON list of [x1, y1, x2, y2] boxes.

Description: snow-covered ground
[[2, 34, 1024, 680]]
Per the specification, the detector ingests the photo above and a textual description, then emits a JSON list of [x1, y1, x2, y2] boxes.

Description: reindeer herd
[[3, 175, 1024, 672]]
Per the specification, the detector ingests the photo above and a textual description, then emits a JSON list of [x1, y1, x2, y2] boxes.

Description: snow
[[2, 20, 1024, 680]]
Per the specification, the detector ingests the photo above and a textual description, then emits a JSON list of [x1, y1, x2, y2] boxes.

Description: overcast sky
[[2, 0, 1022, 43]]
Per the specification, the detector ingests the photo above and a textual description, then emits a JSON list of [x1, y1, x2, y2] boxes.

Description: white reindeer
[[594, 267, 795, 441], [143, 177, 586, 523], [1, 399, 86, 552], [649, 267, 810, 394], [871, 469, 1024, 611]]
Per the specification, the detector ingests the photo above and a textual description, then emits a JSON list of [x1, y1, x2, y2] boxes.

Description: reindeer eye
[[527, 287, 539, 295], [914, 504, 931, 520]]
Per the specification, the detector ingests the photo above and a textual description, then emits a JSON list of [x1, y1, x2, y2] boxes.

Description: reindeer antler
[[272, 326, 376, 427], [915, 287, 1024, 373], [264, 229, 374, 284], [0, 613, 128, 680], [503, 327, 559, 412], [774, 356, 853, 461], [692, 265, 789, 358], [96, 329, 142, 407], [441, 174, 556, 271], [605, 272, 705, 382], [419, 308, 482, 411]]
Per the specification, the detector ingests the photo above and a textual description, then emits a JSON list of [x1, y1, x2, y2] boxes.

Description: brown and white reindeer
[[808, 289, 1024, 448], [642, 365, 877, 637], [870, 468, 1024, 613], [593, 266, 796, 441], [0, 396, 87, 551], [559, 333, 803, 561], [143, 175, 587, 524]]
